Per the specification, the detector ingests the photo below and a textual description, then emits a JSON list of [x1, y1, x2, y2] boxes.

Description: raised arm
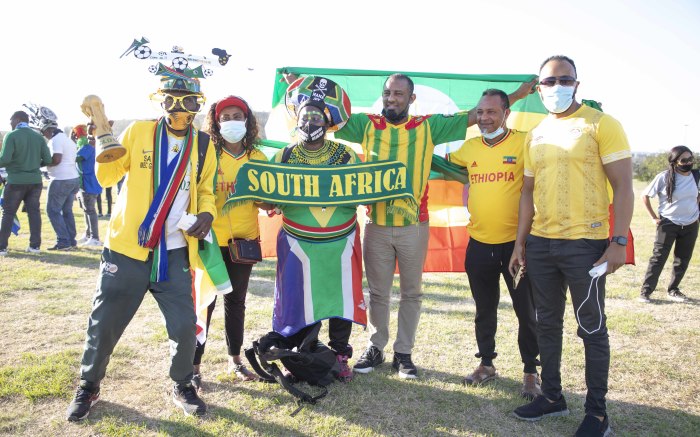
[[467, 78, 537, 127]]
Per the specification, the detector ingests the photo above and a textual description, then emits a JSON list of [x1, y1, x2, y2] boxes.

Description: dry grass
[[0, 180, 699, 436]]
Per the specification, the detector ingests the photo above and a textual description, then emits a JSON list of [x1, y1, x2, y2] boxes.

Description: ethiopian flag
[[258, 67, 634, 272]]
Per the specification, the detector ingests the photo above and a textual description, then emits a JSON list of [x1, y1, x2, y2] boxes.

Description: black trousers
[[327, 318, 353, 357], [525, 235, 610, 417], [194, 247, 253, 364], [465, 238, 539, 373], [641, 219, 698, 295]]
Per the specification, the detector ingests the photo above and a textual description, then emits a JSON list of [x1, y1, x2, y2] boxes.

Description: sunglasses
[[150, 92, 206, 113], [538, 76, 577, 87], [678, 157, 694, 164]]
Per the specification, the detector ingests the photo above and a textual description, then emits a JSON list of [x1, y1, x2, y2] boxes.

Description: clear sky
[[2, 0, 699, 153]]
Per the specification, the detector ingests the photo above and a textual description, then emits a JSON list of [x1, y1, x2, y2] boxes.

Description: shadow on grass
[[6, 250, 101, 268], [78, 399, 303, 437]]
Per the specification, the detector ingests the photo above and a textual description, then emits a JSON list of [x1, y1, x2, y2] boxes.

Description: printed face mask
[[298, 123, 326, 143], [219, 120, 247, 143], [165, 111, 194, 131]]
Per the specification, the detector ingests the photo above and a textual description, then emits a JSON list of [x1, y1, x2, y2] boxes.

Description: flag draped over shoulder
[[191, 231, 232, 344], [257, 67, 634, 272]]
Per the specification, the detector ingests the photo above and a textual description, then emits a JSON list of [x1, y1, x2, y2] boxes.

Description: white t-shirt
[[164, 135, 191, 249], [47, 132, 79, 180], [643, 170, 700, 226]]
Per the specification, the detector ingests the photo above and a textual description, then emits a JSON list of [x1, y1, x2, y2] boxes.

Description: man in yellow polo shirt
[[509, 55, 633, 437], [448, 89, 540, 400]]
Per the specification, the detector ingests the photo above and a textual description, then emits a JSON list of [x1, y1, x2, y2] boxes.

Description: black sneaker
[[668, 289, 689, 303], [66, 384, 100, 422], [48, 244, 73, 251], [513, 394, 570, 421], [172, 383, 206, 416], [638, 292, 651, 303], [392, 352, 418, 379], [575, 414, 611, 437], [353, 346, 384, 374]]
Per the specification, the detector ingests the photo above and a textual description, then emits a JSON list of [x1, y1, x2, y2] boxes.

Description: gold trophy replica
[[81, 95, 126, 163]]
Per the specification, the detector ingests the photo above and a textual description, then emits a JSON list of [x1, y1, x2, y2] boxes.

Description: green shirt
[[335, 112, 469, 226], [0, 128, 52, 184]]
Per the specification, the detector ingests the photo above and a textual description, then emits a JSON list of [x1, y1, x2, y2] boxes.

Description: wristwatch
[[611, 236, 628, 246]]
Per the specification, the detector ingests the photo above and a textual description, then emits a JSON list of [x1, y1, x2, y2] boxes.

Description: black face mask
[[382, 106, 409, 124], [298, 123, 326, 143], [677, 163, 693, 173]]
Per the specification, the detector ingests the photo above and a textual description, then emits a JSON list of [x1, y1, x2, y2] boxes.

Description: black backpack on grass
[[244, 323, 339, 410]]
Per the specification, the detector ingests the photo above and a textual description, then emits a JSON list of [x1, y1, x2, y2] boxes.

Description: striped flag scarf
[[138, 118, 193, 281]]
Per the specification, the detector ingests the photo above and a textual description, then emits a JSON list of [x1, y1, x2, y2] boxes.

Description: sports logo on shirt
[[471, 161, 478, 168]]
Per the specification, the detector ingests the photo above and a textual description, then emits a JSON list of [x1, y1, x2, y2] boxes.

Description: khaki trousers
[[363, 222, 429, 354]]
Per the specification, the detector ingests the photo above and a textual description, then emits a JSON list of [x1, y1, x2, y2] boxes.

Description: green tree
[[634, 153, 668, 182]]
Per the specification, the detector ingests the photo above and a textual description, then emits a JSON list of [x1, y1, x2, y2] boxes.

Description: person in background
[[40, 112, 80, 250], [638, 146, 699, 303], [73, 124, 102, 246], [0, 110, 52, 256], [192, 95, 267, 390]]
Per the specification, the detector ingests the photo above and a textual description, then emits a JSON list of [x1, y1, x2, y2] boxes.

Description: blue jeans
[[47, 178, 80, 247], [77, 191, 100, 240], [525, 235, 610, 417], [0, 183, 43, 250]]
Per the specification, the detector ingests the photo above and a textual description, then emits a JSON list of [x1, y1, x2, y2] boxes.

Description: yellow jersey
[[211, 148, 267, 244], [449, 129, 526, 244], [524, 105, 631, 239]]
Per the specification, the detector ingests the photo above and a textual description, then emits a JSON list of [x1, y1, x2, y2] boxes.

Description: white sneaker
[[83, 238, 103, 247], [0, 249, 7, 256], [77, 235, 89, 245], [26, 246, 40, 254]]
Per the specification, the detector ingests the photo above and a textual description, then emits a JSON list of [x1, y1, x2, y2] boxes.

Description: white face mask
[[219, 120, 247, 143], [539, 84, 575, 114], [481, 114, 507, 140]]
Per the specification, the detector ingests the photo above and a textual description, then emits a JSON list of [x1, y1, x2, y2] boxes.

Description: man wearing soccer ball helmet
[[66, 62, 217, 421]]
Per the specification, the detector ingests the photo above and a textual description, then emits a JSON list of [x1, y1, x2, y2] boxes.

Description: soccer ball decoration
[[172, 57, 188, 71], [203, 68, 214, 77], [134, 45, 152, 59], [148, 65, 158, 74]]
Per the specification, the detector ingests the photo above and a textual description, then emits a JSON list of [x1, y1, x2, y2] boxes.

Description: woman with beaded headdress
[[270, 76, 366, 382]]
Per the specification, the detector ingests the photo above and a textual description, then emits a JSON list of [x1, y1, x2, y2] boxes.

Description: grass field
[[0, 180, 698, 437]]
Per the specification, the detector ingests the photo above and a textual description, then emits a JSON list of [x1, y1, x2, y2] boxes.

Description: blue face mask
[[539, 84, 575, 114]]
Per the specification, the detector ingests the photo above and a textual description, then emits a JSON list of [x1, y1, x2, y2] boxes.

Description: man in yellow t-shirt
[[448, 89, 540, 400], [509, 56, 633, 437]]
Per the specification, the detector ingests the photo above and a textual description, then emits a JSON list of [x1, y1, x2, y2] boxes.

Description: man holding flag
[[332, 73, 535, 379], [0, 110, 52, 256], [447, 89, 540, 399], [66, 73, 217, 420]]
